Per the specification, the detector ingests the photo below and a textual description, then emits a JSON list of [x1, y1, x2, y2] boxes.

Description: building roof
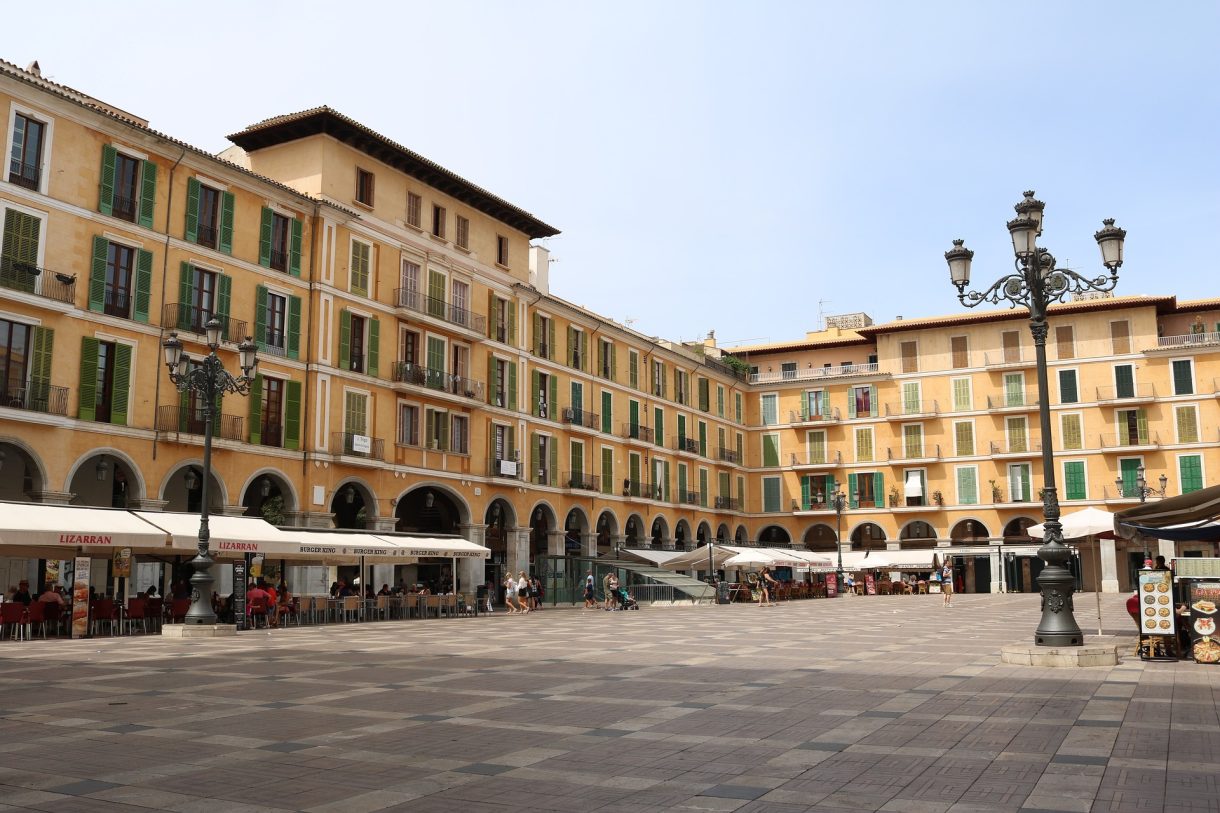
[[725, 335, 872, 356], [227, 106, 560, 239], [0, 59, 316, 207], [1171, 297, 1220, 314], [856, 295, 1175, 337]]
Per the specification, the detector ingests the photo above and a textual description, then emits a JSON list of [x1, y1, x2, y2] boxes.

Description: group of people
[[3, 580, 65, 606], [502, 571, 543, 613], [243, 580, 293, 627]]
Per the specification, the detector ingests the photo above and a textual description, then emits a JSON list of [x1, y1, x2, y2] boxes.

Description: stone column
[[301, 511, 336, 528], [458, 524, 488, 595], [27, 490, 74, 504], [547, 530, 565, 557], [369, 516, 398, 533], [1100, 537, 1119, 593], [990, 546, 1003, 593], [128, 498, 168, 512], [582, 533, 598, 558], [509, 529, 530, 575], [660, 537, 675, 551], [611, 535, 626, 559]]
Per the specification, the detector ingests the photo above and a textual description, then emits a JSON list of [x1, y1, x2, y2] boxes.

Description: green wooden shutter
[[820, 390, 831, 419], [78, 337, 99, 421], [1063, 461, 1086, 500], [699, 378, 710, 412], [547, 319, 556, 361], [1119, 458, 1140, 496], [953, 378, 971, 410], [110, 343, 131, 426], [654, 407, 664, 447], [1136, 409, 1149, 444], [507, 362, 517, 412], [873, 472, 884, 507], [602, 391, 612, 433], [868, 384, 878, 417], [368, 317, 380, 377], [848, 473, 858, 509], [134, 248, 152, 323], [254, 286, 268, 348], [338, 309, 351, 369], [903, 382, 920, 413], [1172, 359, 1193, 395], [289, 217, 302, 277], [531, 369, 540, 416], [677, 414, 686, 444], [762, 477, 780, 512], [138, 160, 157, 229], [1180, 455, 1203, 493], [549, 374, 558, 417], [184, 178, 200, 244], [258, 207, 273, 267], [530, 433, 540, 482], [847, 389, 857, 418], [88, 236, 108, 312], [287, 295, 301, 360], [957, 467, 977, 505], [30, 327, 53, 406], [248, 374, 263, 446], [507, 298, 517, 345], [567, 326, 576, 368], [602, 447, 613, 494], [487, 292, 497, 339], [2, 210, 39, 293], [1062, 413, 1082, 450], [216, 274, 232, 339], [800, 476, 811, 510], [487, 352, 499, 405], [99, 144, 117, 216], [762, 434, 779, 467], [1115, 365, 1134, 398], [571, 381, 583, 414], [1004, 373, 1023, 406], [177, 262, 194, 328], [219, 191, 235, 254], [663, 460, 671, 502], [1058, 369, 1078, 403], [1176, 406, 1199, 444], [532, 312, 542, 354], [610, 343, 617, 379], [284, 380, 301, 450]]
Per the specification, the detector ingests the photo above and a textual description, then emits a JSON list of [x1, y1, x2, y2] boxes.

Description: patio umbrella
[[1027, 506, 1115, 637]]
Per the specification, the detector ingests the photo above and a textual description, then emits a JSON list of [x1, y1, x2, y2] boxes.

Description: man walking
[[602, 570, 614, 610]]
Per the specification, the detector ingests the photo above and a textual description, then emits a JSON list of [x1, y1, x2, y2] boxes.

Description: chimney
[[26, 60, 41, 77], [529, 245, 550, 295]]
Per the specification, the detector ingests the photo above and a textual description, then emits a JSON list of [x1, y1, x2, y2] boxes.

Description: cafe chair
[[248, 596, 269, 629], [2, 602, 29, 640], [125, 598, 149, 635], [90, 599, 118, 636]]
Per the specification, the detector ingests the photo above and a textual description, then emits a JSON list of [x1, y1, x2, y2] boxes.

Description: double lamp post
[[945, 191, 1125, 646], [162, 319, 258, 625]]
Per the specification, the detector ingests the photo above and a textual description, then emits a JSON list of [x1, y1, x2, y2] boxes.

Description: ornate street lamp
[[163, 319, 257, 625], [1114, 464, 1167, 503], [817, 481, 855, 597], [946, 191, 1125, 647]]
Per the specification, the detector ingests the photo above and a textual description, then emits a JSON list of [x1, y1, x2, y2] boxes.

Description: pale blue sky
[[6, 1, 1218, 346]]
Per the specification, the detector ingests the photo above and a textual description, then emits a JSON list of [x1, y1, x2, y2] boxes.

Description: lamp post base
[[162, 624, 237, 639], [1001, 641, 1118, 668], [1034, 541, 1083, 647]]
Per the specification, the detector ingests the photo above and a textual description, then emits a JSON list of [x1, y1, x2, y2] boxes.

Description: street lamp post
[[1117, 464, 1167, 563], [163, 319, 258, 625], [945, 191, 1126, 647], [818, 481, 854, 596]]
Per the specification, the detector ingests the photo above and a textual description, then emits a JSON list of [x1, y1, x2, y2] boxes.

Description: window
[[187, 266, 219, 332], [397, 403, 418, 446], [1116, 408, 1148, 445], [698, 420, 707, 457], [0, 318, 34, 403], [533, 433, 554, 485], [79, 338, 131, 425], [762, 476, 781, 513], [259, 209, 300, 274], [849, 472, 881, 508], [1172, 359, 1194, 395], [454, 214, 469, 249], [653, 406, 665, 446], [451, 279, 469, 323], [956, 466, 978, 505], [950, 336, 969, 369], [249, 375, 300, 450], [424, 407, 449, 451], [427, 270, 446, 318], [186, 179, 232, 252], [355, 168, 375, 206], [262, 291, 287, 352], [1110, 320, 1131, 354], [902, 381, 921, 414], [339, 310, 379, 377], [1179, 454, 1204, 494], [601, 389, 612, 433], [1175, 405, 1199, 444], [735, 392, 742, 423], [675, 370, 690, 405], [1008, 463, 1032, 502], [344, 391, 368, 438], [1006, 416, 1029, 453], [903, 469, 927, 507], [535, 371, 553, 419], [569, 327, 585, 370], [953, 421, 974, 457], [760, 393, 778, 425], [900, 340, 918, 373], [1004, 372, 1025, 406], [8, 112, 46, 190], [1063, 460, 1087, 500], [1058, 369, 1078, 404], [348, 314, 366, 373], [1117, 458, 1141, 498], [601, 447, 614, 494], [492, 423, 515, 464], [350, 240, 371, 297], [951, 377, 972, 411], [496, 235, 509, 266], [451, 415, 469, 454], [400, 329, 419, 365], [807, 430, 827, 464], [848, 385, 876, 418], [1114, 364, 1135, 399], [600, 339, 614, 379], [855, 427, 874, 462], [103, 241, 135, 318], [781, 361, 797, 380], [432, 204, 446, 238], [629, 350, 639, 389], [110, 152, 142, 222], [258, 376, 284, 447], [762, 433, 780, 467], [652, 360, 666, 398], [406, 192, 422, 227], [400, 260, 420, 310], [805, 389, 828, 420], [534, 313, 553, 358], [1001, 330, 1021, 363], [1061, 413, 1083, 451], [490, 295, 512, 344], [903, 424, 923, 458], [717, 385, 725, 417], [1055, 325, 1075, 359], [1, 207, 42, 294]]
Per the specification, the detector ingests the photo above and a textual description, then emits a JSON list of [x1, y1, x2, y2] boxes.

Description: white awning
[[132, 511, 326, 558], [904, 471, 924, 498], [370, 534, 489, 559], [662, 545, 832, 571], [0, 502, 170, 551]]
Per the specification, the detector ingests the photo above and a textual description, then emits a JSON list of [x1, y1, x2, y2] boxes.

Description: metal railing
[[112, 195, 138, 223], [986, 391, 1039, 409], [790, 450, 842, 467], [161, 304, 247, 343], [331, 431, 386, 460], [1099, 431, 1159, 449], [258, 423, 283, 448], [566, 471, 600, 492], [269, 249, 288, 272], [622, 479, 658, 499], [988, 438, 1043, 455], [0, 256, 77, 305], [1153, 332, 1220, 350], [982, 351, 1033, 367], [8, 162, 39, 190], [622, 423, 654, 443], [886, 443, 941, 461], [714, 496, 740, 510], [391, 361, 484, 400], [629, 583, 681, 604], [487, 456, 521, 479], [751, 362, 881, 384], [156, 405, 244, 441], [676, 437, 700, 454], [885, 400, 939, 417], [196, 223, 218, 249], [0, 383, 68, 416], [717, 446, 739, 464], [790, 406, 841, 423], [681, 490, 702, 506], [562, 406, 600, 430], [1095, 382, 1156, 402], [392, 288, 486, 332]]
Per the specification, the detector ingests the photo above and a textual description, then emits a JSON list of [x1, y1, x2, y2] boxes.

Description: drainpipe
[[151, 147, 188, 462], [300, 202, 320, 489]]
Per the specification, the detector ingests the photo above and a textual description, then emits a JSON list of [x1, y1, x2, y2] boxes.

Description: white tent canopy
[[663, 545, 832, 571], [1028, 507, 1116, 540], [0, 502, 170, 552]]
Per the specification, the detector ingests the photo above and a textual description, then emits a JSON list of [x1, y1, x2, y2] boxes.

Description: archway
[[1003, 516, 1037, 542], [758, 525, 790, 547], [396, 486, 462, 535], [734, 524, 748, 545], [624, 513, 644, 548], [716, 523, 731, 543], [240, 470, 296, 525], [161, 463, 225, 513], [951, 519, 991, 544], [330, 480, 374, 529], [850, 522, 887, 551], [0, 438, 47, 501], [484, 499, 516, 567], [803, 523, 838, 552], [650, 515, 669, 549], [898, 520, 938, 549], [68, 451, 143, 508], [674, 519, 692, 550], [563, 507, 589, 556], [596, 510, 619, 557], [695, 521, 712, 547], [529, 502, 557, 562]]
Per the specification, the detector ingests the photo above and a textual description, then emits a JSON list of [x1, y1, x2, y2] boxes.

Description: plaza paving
[[0, 593, 1215, 813]]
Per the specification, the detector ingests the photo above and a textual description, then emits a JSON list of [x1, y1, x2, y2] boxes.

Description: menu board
[[865, 573, 876, 595], [70, 555, 90, 639], [1184, 580, 1220, 664], [1138, 570, 1176, 637], [826, 573, 839, 598]]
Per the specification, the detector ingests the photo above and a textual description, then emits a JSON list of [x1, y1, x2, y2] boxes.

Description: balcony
[[1146, 332, 1220, 352], [622, 479, 659, 500], [714, 496, 741, 511], [487, 456, 521, 480], [988, 438, 1043, 458], [0, 256, 76, 305], [675, 437, 701, 455], [268, 249, 289, 272], [195, 223, 218, 250], [156, 405, 244, 441], [986, 391, 1039, 411], [717, 446, 740, 464], [1095, 382, 1156, 404], [886, 444, 941, 463], [393, 288, 486, 333], [112, 194, 138, 223], [162, 304, 247, 344], [982, 351, 1036, 370], [562, 406, 600, 431], [391, 362, 485, 400], [790, 406, 841, 425], [565, 471, 600, 492], [751, 362, 883, 385], [790, 450, 842, 468], [680, 490, 702, 506], [257, 422, 283, 448], [8, 161, 39, 190], [884, 399, 939, 419], [0, 383, 68, 416], [331, 431, 386, 460], [621, 423, 654, 443], [1099, 431, 1159, 451]]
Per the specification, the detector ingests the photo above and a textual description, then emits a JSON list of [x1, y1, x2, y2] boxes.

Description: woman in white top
[[516, 571, 531, 614], [504, 573, 522, 614]]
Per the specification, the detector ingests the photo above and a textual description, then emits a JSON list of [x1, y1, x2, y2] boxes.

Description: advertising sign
[[826, 573, 838, 598], [70, 555, 90, 638], [1184, 580, 1220, 664], [351, 434, 372, 454], [1137, 569, 1176, 637], [865, 573, 876, 595], [232, 559, 247, 630], [112, 547, 132, 579]]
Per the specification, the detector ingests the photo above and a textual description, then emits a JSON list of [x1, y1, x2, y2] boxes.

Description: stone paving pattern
[[0, 593, 1216, 812]]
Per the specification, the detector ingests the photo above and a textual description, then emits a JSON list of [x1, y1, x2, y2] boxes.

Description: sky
[[5, 1, 1219, 348]]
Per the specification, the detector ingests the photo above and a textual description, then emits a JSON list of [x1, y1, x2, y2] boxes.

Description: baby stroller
[[616, 587, 639, 611]]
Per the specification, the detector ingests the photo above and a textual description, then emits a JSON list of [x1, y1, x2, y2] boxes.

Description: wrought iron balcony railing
[[622, 423, 654, 443], [487, 455, 521, 479], [0, 382, 68, 416], [562, 406, 600, 430], [713, 496, 741, 511], [676, 437, 701, 454], [391, 361, 485, 400], [161, 304, 247, 343], [393, 288, 487, 333], [622, 479, 658, 500], [0, 255, 76, 305], [565, 471, 600, 492], [9, 162, 39, 190], [331, 431, 386, 460], [155, 405, 244, 441], [717, 446, 740, 464]]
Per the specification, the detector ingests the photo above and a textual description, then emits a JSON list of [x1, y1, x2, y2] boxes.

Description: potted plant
[[889, 485, 900, 507], [932, 490, 944, 507], [989, 480, 1003, 503]]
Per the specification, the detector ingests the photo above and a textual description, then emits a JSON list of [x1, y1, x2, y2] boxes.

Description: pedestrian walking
[[583, 571, 596, 609], [758, 566, 778, 607], [941, 561, 954, 608], [505, 572, 522, 614], [516, 571, 531, 614], [602, 570, 615, 610]]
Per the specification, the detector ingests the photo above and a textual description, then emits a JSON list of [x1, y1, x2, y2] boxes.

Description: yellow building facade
[[1, 59, 1216, 596]]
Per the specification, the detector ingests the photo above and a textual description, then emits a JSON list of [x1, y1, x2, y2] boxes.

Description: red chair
[[125, 598, 148, 635], [248, 597, 269, 629], [41, 601, 64, 636], [145, 598, 163, 632], [169, 599, 191, 623], [1, 602, 29, 640], [90, 599, 117, 636], [26, 601, 49, 639]]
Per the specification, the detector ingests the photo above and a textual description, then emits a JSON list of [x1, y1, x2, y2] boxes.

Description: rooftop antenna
[[818, 299, 831, 330]]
